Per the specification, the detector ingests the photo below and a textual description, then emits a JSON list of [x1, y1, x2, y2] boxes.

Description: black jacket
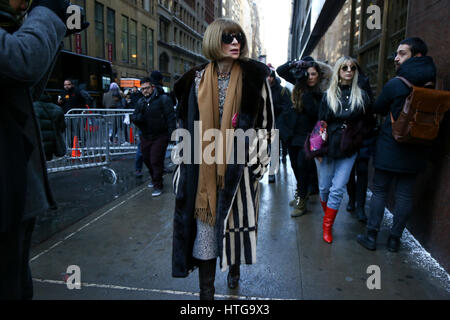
[[33, 95, 66, 161], [129, 91, 143, 108], [270, 77, 292, 118], [278, 91, 322, 147], [373, 56, 437, 173], [60, 87, 90, 113], [317, 85, 372, 159], [276, 61, 297, 85], [131, 86, 176, 140]]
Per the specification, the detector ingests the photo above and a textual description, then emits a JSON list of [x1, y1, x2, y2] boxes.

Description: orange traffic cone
[[72, 136, 81, 157], [129, 127, 135, 144]]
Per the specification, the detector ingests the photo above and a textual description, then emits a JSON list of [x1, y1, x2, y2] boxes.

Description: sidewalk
[[30, 160, 450, 300]]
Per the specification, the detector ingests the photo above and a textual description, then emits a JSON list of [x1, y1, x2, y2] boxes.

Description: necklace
[[217, 71, 231, 80]]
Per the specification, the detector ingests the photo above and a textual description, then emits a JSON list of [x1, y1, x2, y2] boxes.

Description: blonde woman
[[172, 18, 274, 300], [315, 56, 372, 244]]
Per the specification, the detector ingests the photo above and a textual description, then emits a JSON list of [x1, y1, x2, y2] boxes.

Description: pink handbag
[[309, 121, 328, 152]]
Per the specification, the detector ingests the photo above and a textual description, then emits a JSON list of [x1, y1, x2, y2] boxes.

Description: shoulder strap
[[396, 76, 413, 89], [397, 76, 435, 89]]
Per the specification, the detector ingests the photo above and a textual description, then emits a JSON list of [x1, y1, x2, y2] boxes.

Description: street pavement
[[30, 158, 450, 300]]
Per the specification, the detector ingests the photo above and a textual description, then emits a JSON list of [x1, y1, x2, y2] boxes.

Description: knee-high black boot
[[198, 259, 217, 300], [227, 264, 240, 289], [355, 162, 369, 223]]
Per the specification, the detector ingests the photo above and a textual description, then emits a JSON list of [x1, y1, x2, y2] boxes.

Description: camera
[[289, 60, 315, 82]]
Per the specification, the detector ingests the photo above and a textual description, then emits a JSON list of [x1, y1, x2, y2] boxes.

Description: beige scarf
[[195, 61, 243, 226]]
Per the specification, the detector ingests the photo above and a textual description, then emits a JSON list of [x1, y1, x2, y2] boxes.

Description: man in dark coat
[[57, 78, 92, 113], [131, 71, 176, 197], [0, 0, 68, 299], [357, 37, 437, 252], [268, 70, 292, 183]]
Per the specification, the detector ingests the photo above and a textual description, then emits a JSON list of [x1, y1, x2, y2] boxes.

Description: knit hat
[[149, 71, 163, 85]]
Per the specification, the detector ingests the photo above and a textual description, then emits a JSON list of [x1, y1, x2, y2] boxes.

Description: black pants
[[288, 145, 315, 199], [280, 138, 288, 159], [347, 158, 369, 208], [367, 169, 417, 237], [0, 218, 36, 300], [141, 134, 169, 190]]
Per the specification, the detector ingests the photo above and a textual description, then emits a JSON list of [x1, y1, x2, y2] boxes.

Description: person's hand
[[317, 157, 323, 164], [29, 0, 90, 36]]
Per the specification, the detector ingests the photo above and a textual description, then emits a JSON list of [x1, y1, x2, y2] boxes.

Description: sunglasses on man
[[222, 32, 245, 45], [341, 65, 357, 72]]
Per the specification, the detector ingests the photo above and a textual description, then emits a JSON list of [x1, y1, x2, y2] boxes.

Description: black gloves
[[30, 0, 89, 36], [289, 60, 315, 70], [30, 0, 70, 23]]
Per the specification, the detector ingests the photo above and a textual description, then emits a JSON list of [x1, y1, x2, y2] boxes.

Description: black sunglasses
[[341, 65, 357, 72], [222, 32, 245, 45]]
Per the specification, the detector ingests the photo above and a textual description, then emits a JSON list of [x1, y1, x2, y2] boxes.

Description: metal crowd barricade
[[46, 109, 139, 175]]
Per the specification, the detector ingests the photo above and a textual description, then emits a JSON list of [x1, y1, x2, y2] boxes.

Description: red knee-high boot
[[323, 207, 338, 244]]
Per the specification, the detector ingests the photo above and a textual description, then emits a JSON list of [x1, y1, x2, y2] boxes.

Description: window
[[95, 2, 105, 58], [107, 8, 116, 61], [142, 25, 148, 69], [148, 28, 155, 69], [130, 19, 138, 65], [121, 16, 129, 63], [159, 52, 169, 73], [159, 19, 169, 42]]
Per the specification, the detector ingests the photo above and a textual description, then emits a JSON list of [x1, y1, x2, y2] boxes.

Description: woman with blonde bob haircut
[[313, 56, 373, 244], [172, 18, 274, 300], [202, 18, 249, 61]]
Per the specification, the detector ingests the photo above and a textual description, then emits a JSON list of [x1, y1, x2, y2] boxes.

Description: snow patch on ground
[[367, 191, 450, 293]]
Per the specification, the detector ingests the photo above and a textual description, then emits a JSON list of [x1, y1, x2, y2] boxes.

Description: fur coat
[[171, 59, 275, 277]]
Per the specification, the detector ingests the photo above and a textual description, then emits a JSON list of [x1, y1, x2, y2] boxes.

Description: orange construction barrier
[[72, 136, 81, 157], [129, 127, 134, 144]]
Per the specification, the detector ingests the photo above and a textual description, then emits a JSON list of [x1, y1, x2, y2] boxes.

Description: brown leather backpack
[[390, 76, 450, 144]]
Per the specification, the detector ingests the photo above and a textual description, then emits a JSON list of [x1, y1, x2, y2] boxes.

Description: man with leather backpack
[[357, 38, 439, 252]]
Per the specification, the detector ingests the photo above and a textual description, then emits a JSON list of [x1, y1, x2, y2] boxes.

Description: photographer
[[0, 0, 87, 300], [277, 57, 332, 218]]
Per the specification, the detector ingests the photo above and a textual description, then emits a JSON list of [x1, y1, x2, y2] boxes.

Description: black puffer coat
[[33, 95, 66, 161], [373, 56, 437, 173], [270, 77, 292, 119], [131, 86, 176, 140]]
